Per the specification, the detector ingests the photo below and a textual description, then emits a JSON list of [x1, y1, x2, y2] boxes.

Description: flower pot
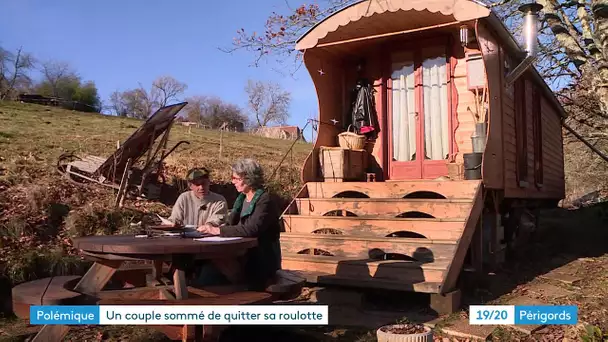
[[376, 324, 433, 342]]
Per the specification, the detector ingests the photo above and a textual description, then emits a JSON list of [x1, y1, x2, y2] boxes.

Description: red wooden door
[[387, 43, 453, 180]]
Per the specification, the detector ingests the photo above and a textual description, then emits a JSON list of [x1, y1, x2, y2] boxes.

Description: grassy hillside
[[0, 101, 312, 285]]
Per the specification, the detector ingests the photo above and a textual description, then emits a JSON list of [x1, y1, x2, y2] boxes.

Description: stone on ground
[[526, 282, 574, 300], [539, 270, 582, 285], [439, 317, 496, 341], [505, 296, 547, 334]]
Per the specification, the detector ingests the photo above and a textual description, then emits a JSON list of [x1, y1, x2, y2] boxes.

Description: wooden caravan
[[279, 0, 566, 308]]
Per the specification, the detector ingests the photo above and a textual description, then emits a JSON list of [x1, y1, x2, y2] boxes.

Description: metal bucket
[[471, 122, 488, 153], [463, 152, 483, 180]]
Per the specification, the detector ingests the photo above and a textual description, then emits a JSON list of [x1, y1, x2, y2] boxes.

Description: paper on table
[[193, 236, 243, 242], [156, 214, 174, 226]]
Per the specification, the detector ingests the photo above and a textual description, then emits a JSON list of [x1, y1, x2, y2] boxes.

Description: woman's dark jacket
[[219, 189, 282, 290]]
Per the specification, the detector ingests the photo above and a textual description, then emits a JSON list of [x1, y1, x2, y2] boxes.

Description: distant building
[[254, 125, 306, 141], [179, 121, 199, 127]]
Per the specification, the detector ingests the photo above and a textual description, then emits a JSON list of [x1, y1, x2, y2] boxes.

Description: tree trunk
[[592, 0, 608, 114]]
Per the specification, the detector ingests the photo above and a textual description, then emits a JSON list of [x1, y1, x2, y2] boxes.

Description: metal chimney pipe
[[518, 3, 543, 57]]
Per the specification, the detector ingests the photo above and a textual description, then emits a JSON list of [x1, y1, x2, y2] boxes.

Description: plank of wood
[[187, 285, 248, 298], [98, 291, 273, 306], [82, 154, 107, 163], [12, 276, 84, 305], [73, 260, 123, 294], [160, 288, 176, 300], [440, 182, 484, 293], [294, 198, 472, 218], [281, 254, 448, 283], [69, 160, 100, 174], [281, 215, 465, 240], [304, 180, 480, 199], [94, 287, 168, 301], [295, 270, 441, 293], [173, 269, 188, 300], [280, 233, 457, 260]]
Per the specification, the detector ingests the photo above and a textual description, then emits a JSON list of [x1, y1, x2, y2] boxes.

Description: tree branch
[[538, 0, 588, 69]]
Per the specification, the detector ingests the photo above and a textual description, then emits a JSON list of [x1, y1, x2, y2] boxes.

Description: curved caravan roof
[[295, 0, 491, 50], [294, 0, 566, 116]]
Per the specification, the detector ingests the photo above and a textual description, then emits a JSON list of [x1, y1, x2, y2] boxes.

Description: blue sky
[[0, 0, 319, 140]]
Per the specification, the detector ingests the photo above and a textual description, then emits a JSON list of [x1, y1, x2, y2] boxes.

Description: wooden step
[[281, 215, 465, 240], [281, 254, 448, 283], [294, 270, 442, 293], [280, 233, 457, 260], [292, 198, 472, 218], [304, 180, 480, 199]]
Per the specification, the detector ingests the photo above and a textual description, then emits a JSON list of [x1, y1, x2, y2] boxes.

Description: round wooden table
[[72, 235, 258, 256], [71, 235, 258, 300], [32, 235, 259, 342]]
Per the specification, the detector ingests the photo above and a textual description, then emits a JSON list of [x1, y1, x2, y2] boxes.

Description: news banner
[[30, 305, 578, 326]]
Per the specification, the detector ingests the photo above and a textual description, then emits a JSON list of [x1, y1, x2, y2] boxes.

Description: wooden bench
[[11, 276, 87, 319], [99, 290, 273, 342]]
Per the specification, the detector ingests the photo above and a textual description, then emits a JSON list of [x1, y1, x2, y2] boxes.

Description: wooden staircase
[[279, 180, 483, 295]]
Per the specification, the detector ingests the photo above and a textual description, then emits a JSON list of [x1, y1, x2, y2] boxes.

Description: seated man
[[168, 167, 228, 230], [166, 167, 228, 281]]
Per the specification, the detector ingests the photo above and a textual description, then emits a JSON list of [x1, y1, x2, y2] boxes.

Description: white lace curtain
[[392, 55, 449, 162], [391, 62, 416, 162]]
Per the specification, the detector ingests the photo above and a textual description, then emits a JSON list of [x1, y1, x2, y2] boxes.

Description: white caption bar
[[99, 305, 328, 325]]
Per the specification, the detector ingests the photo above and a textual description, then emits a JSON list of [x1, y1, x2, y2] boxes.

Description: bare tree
[[108, 76, 185, 119], [184, 95, 208, 124], [108, 88, 153, 119], [184, 95, 248, 130], [109, 90, 129, 117], [40, 60, 77, 97], [151, 76, 187, 107], [0, 46, 35, 100], [245, 80, 291, 127], [221, 0, 353, 72]]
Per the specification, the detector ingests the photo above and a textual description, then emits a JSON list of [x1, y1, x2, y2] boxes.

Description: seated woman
[[196, 158, 282, 291]]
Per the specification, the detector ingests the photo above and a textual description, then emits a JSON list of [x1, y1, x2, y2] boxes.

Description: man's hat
[[186, 168, 210, 182]]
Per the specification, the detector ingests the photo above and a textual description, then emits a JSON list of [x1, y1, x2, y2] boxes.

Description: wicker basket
[[338, 125, 366, 150]]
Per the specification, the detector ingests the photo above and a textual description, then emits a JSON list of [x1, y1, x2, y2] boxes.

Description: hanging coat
[[350, 79, 380, 139]]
